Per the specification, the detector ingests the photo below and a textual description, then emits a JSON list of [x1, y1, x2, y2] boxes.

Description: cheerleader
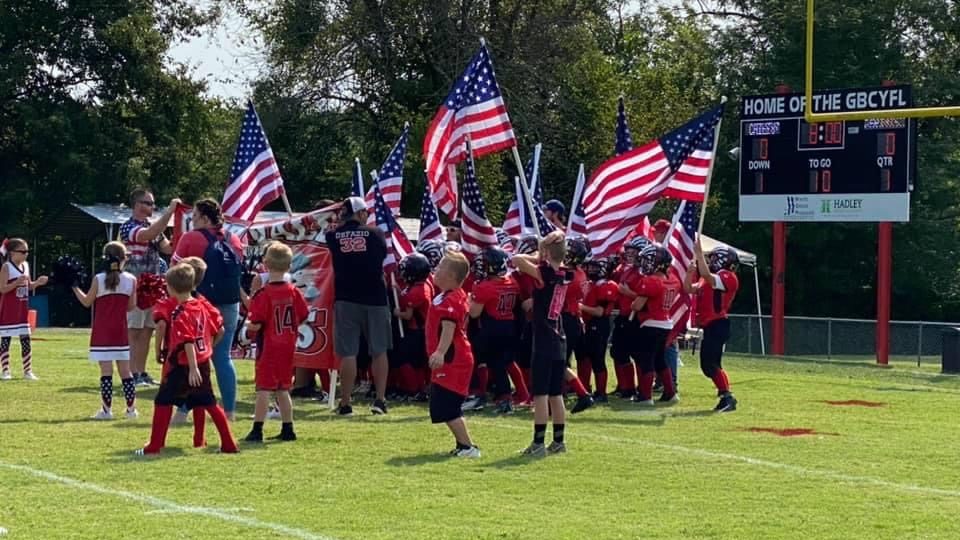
[[0, 238, 48, 380], [73, 242, 139, 419]]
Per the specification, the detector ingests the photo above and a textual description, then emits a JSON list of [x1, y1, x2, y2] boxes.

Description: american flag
[[666, 201, 699, 329], [460, 140, 498, 254], [352, 158, 364, 198], [364, 125, 409, 217], [372, 178, 413, 274], [222, 101, 285, 221], [616, 96, 652, 243], [423, 43, 516, 219], [567, 164, 588, 238], [418, 180, 443, 243], [583, 103, 724, 258]]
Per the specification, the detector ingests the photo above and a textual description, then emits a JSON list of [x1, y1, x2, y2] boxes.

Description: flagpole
[[511, 147, 543, 240], [248, 99, 293, 217], [355, 157, 364, 196], [280, 192, 294, 216], [697, 96, 728, 235], [567, 163, 586, 238], [371, 167, 406, 339], [666, 200, 687, 243]]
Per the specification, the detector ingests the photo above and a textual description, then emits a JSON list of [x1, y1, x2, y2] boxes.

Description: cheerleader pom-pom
[[136, 272, 168, 310], [236, 322, 255, 347], [51, 256, 86, 288]]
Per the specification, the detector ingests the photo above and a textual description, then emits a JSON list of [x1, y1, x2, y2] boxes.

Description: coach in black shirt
[[326, 196, 391, 416]]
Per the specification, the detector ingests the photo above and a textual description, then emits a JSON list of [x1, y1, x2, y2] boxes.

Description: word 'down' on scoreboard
[[738, 85, 916, 222]]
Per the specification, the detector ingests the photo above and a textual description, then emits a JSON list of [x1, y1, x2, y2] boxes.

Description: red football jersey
[[513, 271, 538, 322], [582, 280, 619, 322], [399, 281, 433, 330], [695, 270, 739, 327], [427, 287, 474, 396], [634, 274, 682, 329], [563, 268, 587, 315], [248, 282, 310, 364], [615, 265, 640, 315], [168, 299, 218, 366], [471, 276, 520, 321]]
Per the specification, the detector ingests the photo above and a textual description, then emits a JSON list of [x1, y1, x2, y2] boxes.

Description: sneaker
[[454, 446, 481, 458], [134, 374, 149, 387], [658, 393, 680, 405], [125, 408, 139, 419], [617, 389, 636, 400], [570, 395, 595, 414], [337, 404, 354, 416], [715, 394, 738, 413], [593, 392, 609, 404], [23, 371, 38, 381], [495, 399, 514, 415], [513, 398, 533, 409], [171, 411, 189, 425], [546, 441, 567, 455], [521, 442, 547, 458], [270, 431, 297, 442], [244, 430, 264, 443], [1, 370, 11, 380], [91, 409, 113, 420], [140, 373, 157, 386], [633, 398, 655, 407], [266, 406, 282, 420], [371, 399, 388, 415], [653, 381, 664, 393], [461, 395, 485, 412]]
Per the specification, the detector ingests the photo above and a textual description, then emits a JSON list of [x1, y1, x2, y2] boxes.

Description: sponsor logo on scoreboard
[[783, 196, 814, 218], [742, 193, 909, 222]]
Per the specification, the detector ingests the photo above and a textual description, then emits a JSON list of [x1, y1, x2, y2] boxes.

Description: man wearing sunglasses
[[119, 187, 181, 387]]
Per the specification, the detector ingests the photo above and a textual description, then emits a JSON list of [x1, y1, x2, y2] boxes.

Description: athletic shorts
[[430, 383, 465, 424], [609, 316, 632, 364], [155, 362, 215, 408], [579, 317, 611, 363], [333, 301, 393, 358], [531, 334, 566, 397], [255, 356, 294, 391], [127, 307, 156, 330]]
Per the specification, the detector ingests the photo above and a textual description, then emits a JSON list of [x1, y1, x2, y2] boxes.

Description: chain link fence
[[726, 314, 960, 364]]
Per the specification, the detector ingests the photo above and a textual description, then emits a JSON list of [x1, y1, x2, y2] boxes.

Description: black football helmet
[[565, 236, 590, 267], [481, 246, 510, 277], [416, 239, 445, 270], [584, 256, 610, 282], [708, 246, 740, 273], [638, 244, 672, 275], [516, 234, 539, 255], [399, 253, 431, 284]]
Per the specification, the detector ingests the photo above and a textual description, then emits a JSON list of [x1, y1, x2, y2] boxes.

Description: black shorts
[[516, 321, 533, 369], [475, 320, 516, 367], [390, 328, 427, 368], [531, 334, 566, 397], [633, 326, 669, 373], [579, 317, 611, 363], [561, 313, 583, 365], [430, 383, 465, 424], [609, 316, 633, 364], [155, 362, 216, 409]]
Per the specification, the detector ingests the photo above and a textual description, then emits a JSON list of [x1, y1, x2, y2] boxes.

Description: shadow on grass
[[384, 452, 456, 467], [483, 454, 542, 469]]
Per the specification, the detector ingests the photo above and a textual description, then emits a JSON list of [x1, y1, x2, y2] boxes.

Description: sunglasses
[[12, 250, 29, 254], [137, 200, 156, 207]]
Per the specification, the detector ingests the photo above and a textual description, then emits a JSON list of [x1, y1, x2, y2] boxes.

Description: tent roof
[[700, 233, 757, 267], [36, 203, 175, 241]]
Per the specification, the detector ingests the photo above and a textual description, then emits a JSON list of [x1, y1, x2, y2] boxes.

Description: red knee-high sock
[[566, 373, 589, 398], [193, 409, 206, 448], [319, 369, 331, 393], [657, 368, 675, 396], [204, 405, 237, 453], [576, 358, 593, 391], [618, 363, 637, 391], [144, 404, 173, 453], [507, 362, 530, 402], [476, 365, 489, 396], [711, 369, 731, 394], [398, 364, 418, 394], [638, 371, 655, 401], [596, 370, 608, 396]]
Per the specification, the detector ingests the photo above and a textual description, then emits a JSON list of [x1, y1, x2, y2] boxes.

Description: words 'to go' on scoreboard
[[738, 85, 916, 222]]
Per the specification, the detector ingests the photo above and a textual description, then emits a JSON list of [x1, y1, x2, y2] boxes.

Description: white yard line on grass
[[0, 462, 336, 540], [479, 420, 960, 499]]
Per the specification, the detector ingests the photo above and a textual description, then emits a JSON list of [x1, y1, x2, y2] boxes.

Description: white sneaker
[[92, 409, 114, 420], [266, 406, 282, 420], [1, 370, 11, 381], [454, 446, 481, 458], [23, 371, 38, 381], [125, 408, 139, 419]]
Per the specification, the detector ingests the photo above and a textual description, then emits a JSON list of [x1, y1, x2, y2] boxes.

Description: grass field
[[3, 329, 960, 539]]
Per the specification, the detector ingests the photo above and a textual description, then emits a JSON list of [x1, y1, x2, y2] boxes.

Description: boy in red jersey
[[577, 256, 619, 402], [428, 252, 480, 458], [244, 243, 309, 442], [610, 237, 649, 398], [470, 246, 521, 415], [138, 264, 237, 455], [393, 253, 434, 401], [629, 245, 681, 406], [686, 239, 740, 412]]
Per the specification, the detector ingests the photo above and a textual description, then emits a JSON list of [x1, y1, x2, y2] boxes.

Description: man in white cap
[[325, 196, 391, 416]]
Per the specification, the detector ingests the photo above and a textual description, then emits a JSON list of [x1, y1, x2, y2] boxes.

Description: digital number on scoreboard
[[738, 85, 916, 222]]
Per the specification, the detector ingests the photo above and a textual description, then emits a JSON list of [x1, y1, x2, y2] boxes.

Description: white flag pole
[[354, 157, 364, 197], [567, 163, 586, 238], [696, 96, 727, 235], [512, 147, 542, 240]]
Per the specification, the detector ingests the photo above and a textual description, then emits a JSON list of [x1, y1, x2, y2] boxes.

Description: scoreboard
[[738, 85, 916, 222]]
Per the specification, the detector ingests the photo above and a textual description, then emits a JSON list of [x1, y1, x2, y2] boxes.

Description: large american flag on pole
[[365, 124, 409, 218], [418, 180, 443, 243], [222, 101, 285, 221], [460, 139, 498, 254], [423, 42, 516, 220], [583, 103, 724, 258], [372, 178, 413, 274], [666, 201, 699, 330], [616, 96, 653, 244]]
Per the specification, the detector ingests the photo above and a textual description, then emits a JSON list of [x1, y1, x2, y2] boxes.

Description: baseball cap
[[343, 196, 367, 215], [653, 219, 671, 232], [544, 199, 566, 216]]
